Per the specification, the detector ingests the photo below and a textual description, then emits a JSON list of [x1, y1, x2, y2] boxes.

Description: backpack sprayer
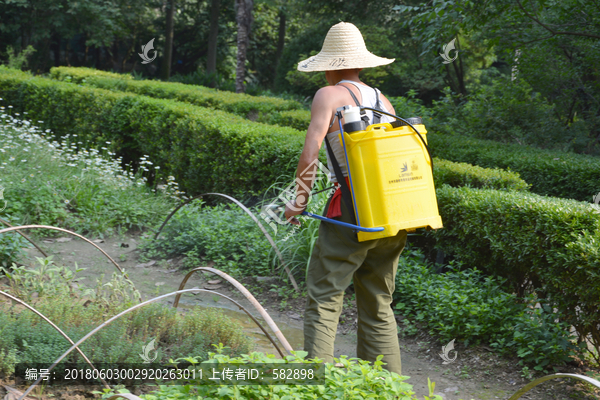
[[269, 105, 443, 242]]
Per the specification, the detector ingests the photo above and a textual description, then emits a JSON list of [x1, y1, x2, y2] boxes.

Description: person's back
[[285, 22, 406, 375]]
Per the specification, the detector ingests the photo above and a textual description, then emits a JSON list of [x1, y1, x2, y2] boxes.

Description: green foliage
[[170, 70, 236, 92], [257, 109, 311, 131], [134, 351, 443, 400], [140, 200, 273, 277], [393, 247, 578, 369], [432, 158, 529, 191], [0, 100, 178, 236], [435, 78, 561, 149], [396, 0, 600, 152], [0, 218, 31, 268], [0, 67, 306, 198], [50, 66, 303, 117], [431, 185, 600, 365], [428, 131, 600, 201], [4, 45, 36, 70], [51, 67, 133, 83], [0, 257, 253, 373]]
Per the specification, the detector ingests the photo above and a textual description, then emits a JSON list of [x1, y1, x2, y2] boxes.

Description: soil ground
[[1, 231, 599, 400]]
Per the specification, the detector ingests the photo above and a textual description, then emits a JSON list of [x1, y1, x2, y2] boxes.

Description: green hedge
[[50, 66, 133, 81], [429, 133, 600, 201], [49, 66, 304, 119], [1, 67, 529, 200], [0, 66, 305, 198], [432, 184, 600, 362], [432, 158, 528, 191], [257, 108, 311, 131]]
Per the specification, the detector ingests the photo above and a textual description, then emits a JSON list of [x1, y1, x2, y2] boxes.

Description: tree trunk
[[235, 0, 253, 93], [52, 34, 61, 66], [207, 0, 221, 85], [274, 9, 286, 77], [161, 0, 175, 81]]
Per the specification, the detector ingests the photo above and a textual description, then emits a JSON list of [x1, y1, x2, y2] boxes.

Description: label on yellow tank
[[385, 156, 423, 184]]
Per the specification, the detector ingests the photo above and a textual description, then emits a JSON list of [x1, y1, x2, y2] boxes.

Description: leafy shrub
[[431, 185, 600, 365], [1, 67, 538, 201], [458, 78, 558, 148], [102, 350, 445, 400], [49, 66, 303, 118], [429, 132, 600, 201], [393, 248, 579, 370], [0, 216, 31, 268], [257, 109, 311, 131], [432, 158, 529, 191], [0, 67, 306, 198], [49, 66, 133, 82], [140, 200, 273, 277]]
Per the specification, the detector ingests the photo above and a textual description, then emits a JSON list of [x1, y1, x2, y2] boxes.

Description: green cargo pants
[[303, 196, 407, 375]]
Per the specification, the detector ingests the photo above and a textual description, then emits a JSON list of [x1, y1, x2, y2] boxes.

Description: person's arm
[[284, 86, 337, 225]]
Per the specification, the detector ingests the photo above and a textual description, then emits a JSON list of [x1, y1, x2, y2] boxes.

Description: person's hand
[[284, 199, 305, 226]]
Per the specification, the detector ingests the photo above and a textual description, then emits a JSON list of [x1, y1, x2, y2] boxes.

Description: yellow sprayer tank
[[340, 120, 443, 242]]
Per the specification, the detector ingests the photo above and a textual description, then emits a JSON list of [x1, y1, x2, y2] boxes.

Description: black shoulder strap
[[324, 133, 357, 226]]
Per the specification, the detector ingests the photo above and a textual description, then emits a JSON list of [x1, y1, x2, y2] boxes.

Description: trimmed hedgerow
[[431, 184, 600, 364], [1, 67, 530, 199], [49, 66, 303, 118], [49, 66, 133, 82], [0, 66, 305, 198], [429, 133, 600, 202], [257, 109, 311, 131], [432, 158, 529, 191]]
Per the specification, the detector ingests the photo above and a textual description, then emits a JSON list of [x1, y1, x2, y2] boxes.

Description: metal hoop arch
[[0, 217, 48, 257], [173, 266, 293, 356], [17, 288, 288, 400], [152, 193, 298, 292], [0, 225, 140, 302]]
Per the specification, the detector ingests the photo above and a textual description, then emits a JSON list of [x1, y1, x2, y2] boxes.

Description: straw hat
[[297, 22, 394, 72]]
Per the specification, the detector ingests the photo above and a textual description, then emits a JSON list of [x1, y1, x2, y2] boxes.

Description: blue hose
[[301, 211, 384, 232]]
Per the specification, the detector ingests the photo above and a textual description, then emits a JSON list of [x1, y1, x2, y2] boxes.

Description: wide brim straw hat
[[297, 22, 394, 72]]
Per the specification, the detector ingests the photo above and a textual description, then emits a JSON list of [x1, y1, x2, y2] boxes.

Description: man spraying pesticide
[[283, 22, 442, 375]]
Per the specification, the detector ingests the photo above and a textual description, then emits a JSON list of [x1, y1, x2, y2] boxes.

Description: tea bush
[[431, 185, 600, 365], [432, 158, 528, 191], [0, 66, 306, 198], [49, 66, 303, 119], [393, 248, 578, 370], [2, 67, 528, 201], [429, 133, 600, 201]]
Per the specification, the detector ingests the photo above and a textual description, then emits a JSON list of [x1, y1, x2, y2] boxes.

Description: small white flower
[[65, 199, 70, 204]]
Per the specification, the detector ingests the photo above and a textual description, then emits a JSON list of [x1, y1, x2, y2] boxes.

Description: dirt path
[[12, 231, 599, 400]]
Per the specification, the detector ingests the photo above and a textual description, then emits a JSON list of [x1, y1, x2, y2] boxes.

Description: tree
[[161, 0, 175, 80], [206, 0, 221, 82], [235, 0, 253, 93]]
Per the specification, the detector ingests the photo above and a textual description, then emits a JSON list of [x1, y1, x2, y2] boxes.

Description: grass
[[0, 256, 254, 377], [0, 98, 180, 238]]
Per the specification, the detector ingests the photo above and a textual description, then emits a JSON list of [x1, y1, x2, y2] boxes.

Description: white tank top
[[325, 80, 394, 182]]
